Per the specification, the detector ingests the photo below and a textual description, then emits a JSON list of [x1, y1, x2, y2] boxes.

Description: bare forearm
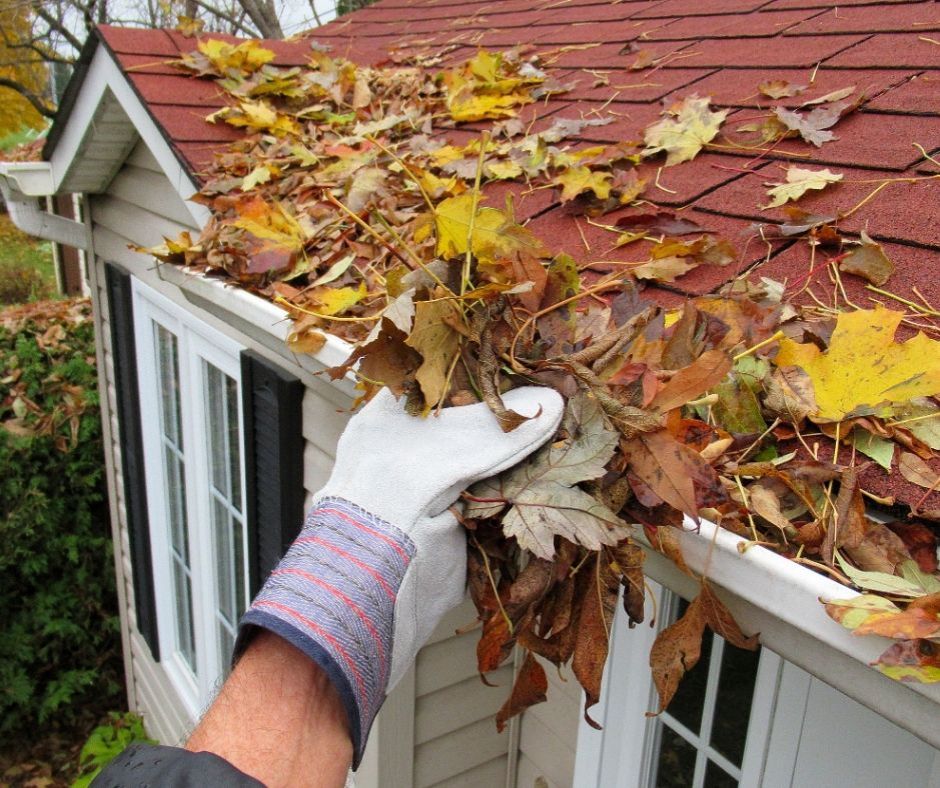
[[186, 631, 353, 788]]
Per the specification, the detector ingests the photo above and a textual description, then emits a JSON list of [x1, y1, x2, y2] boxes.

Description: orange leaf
[[495, 653, 548, 732]]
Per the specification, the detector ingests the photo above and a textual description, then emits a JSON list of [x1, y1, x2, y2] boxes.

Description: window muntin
[[650, 597, 763, 788], [133, 279, 248, 714]]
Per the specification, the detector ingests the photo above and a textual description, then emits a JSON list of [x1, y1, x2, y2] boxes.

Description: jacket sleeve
[[91, 743, 264, 787]]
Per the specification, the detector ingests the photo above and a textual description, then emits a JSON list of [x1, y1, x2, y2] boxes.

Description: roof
[[63, 3, 940, 508]]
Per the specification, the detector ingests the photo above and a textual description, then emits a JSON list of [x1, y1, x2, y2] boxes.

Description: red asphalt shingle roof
[[92, 0, 940, 506]]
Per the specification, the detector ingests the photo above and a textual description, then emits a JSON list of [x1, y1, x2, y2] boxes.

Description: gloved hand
[[236, 386, 564, 767]]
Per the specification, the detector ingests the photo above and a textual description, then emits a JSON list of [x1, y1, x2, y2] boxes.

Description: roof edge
[[42, 29, 101, 162]]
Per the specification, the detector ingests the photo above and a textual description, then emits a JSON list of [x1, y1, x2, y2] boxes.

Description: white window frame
[[132, 278, 249, 718], [573, 582, 790, 788]]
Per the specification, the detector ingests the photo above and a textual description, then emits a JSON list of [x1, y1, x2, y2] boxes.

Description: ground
[[0, 214, 56, 305]]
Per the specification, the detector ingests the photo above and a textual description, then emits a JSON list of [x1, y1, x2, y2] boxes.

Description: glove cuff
[[234, 497, 415, 768]]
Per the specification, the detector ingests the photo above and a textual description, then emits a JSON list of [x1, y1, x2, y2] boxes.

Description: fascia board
[[155, 262, 357, 399], [48, 45, 210, 229], [640, 517, 940, 748]]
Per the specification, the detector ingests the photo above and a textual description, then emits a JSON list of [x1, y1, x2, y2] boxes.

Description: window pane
[[172, 557, 196, 670], [654, 726, 697, 788], [666, 600, 713, 733], [156, 325, 182, 448], [155, 323, 196, 669], [205, 361, 247, 669], [710, 639, 761, 766], [217, 623, 235, 677], [704, 761, 737, 788]]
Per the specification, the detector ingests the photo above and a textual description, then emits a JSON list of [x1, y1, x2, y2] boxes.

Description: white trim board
[[48, 42, 210, 228]]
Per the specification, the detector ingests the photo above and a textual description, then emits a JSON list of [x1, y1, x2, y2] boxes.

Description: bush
[[72, 712, 155, 788], [0, 298, 121, 739], [0, 214, 55, 305]]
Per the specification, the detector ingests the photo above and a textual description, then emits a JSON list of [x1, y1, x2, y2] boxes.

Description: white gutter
[[641, 518, 940, 749], [0, 162, 88, 250], [154, 259, 940, 746]]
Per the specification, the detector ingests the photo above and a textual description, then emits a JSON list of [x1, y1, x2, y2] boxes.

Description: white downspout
[[0, 162, 88, 251]]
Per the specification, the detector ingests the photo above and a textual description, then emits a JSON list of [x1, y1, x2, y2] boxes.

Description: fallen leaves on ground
[[763, 166, 843, 209]]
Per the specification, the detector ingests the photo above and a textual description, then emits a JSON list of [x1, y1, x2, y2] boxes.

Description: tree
[[0, 0, 346, 122], [0, 3, 52, 135]]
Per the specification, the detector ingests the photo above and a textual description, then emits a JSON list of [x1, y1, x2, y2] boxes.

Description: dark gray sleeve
[[91, 743, 265, 787]]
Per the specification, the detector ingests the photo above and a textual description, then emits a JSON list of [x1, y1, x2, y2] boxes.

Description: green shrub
[[72, 712, 156, 788], [0, 298, 121, 738], [0, 214, 55, 305]]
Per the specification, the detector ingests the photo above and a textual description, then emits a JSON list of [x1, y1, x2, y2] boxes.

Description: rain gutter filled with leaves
[[140, 36, 940, 740]]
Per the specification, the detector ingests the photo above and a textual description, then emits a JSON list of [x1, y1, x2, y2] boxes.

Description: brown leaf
[[646, 524, 691, 576], [477, 611, 513, 673], [495, 652, 548, 731], [330, 318, 422, 396], [824, 468, 867, 565], [899, 452, 940, 490], [649, 594, 707, 713], [573, 555, 619, 727], [615, 211, 710, 236], [839, 236, 894, 286], [845, 521, 913, 575], [650, 349, 732, 413], [700, 584, 759, 650], [886, 521, 938, 573], [612, 540, 646, 626]]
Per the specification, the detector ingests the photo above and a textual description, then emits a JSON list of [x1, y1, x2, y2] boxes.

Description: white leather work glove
[[236, 386, 564, 766]]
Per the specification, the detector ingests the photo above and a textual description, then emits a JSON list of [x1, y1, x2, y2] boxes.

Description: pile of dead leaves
[[143, 35, 940, 726]]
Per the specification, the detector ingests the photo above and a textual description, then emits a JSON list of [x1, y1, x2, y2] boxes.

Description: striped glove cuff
[[235, 497, 416, 767]]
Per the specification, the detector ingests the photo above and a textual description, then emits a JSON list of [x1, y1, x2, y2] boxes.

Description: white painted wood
[[517, 712, 575, 788], [303, 441, 336, 496], [49, 45, 210, 226], [415, 717, 510, 788], [788, 676, 939, 788], [431, 755, 508, 788], [415, 669, 513, 746], [129, 632, 193, 745], [302, 387, 350, 457], [415, 630, 482, 697], [93, 193, 192, 249], [516, 753, 562, 788], [357, 665, 416, 788], [107, 160, 200, 229], [127, 143, 163, 173]]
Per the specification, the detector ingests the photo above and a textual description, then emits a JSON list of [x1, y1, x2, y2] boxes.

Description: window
[[133, 280, 249, 715], [573, 582, 784, 788]]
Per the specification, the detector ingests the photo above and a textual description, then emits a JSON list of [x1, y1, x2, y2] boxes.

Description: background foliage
[[0, 298, 121, 740]]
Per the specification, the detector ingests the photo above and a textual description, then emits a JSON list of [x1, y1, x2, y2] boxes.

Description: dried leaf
[[405, 298, 462, 408], [649, 593, 706, 713], [758, 79, 807, 99], [699, 584, 758, 651], [495, 653, 548, 731], [839, 236, 894, 286], [650, 349, 732, 413], [631, 257, 697, 282], [615, 211, 710, 236], [762, 167, 843, 209], [642, 95, 729, 166], [851, 429, 894, 471], [573, 556, 619, 727], [553, 167, 613, 202], [873, 639, 940, 683], [899, 452, 940, 490]]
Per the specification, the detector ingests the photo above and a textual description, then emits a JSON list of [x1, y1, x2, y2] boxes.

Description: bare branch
[[190, 0, 261, 36], [0, 75, 57, 118], [31, 4, 84, 52]]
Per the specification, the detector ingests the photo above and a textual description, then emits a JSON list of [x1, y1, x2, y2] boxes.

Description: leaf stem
[[732, 330, 785, 361]]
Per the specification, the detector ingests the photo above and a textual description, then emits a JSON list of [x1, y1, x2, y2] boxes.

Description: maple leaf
[[630, 257, 697, 282], [194, 39, 275, 76], [642, 95, 728, 166], [552, 167, 613, 203], [775, 306, 940, 421], [308, 283, 367, 316], [210, 99, 299, 136], [758, 79, 807, 99], [404, 297, 462, 409], [762, 167, 843, 209], [229, 196, 306, 275], [466, 393, 630, 559], [772, 97, 856, 147]]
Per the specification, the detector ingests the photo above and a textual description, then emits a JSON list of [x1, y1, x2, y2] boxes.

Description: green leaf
[[851, 429, 895, 471], [900, 560, 940, 594], [835, 552, 927, 597]]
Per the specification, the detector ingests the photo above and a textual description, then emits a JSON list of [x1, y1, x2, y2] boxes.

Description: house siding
[[88, 138, 582, 785]]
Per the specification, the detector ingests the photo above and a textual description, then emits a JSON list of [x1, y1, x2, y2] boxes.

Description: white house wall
[[88, 138, 573, 786]]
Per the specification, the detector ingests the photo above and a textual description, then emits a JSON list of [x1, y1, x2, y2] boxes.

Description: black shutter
[[105, 262, 160, 660], [241, 351, 305, 595]]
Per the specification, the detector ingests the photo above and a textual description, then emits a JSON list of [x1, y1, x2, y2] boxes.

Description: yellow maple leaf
[[309, 283, 367, 316], [198, 39, 275, 75], [774, 306, 940, 421], [405, 297, 462, 409], [763, 167, 843, 209], [433, 195, 546, 266], [552, 167, 612, 202], [212, 99, 299, 136], [642, 95, 729, 166]]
